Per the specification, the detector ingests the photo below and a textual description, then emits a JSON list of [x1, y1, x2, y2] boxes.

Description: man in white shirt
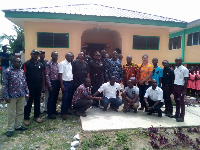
[[144, 79, 164, 117], [121, 79, 139, 113], [59, 52, 74, 120], [93, 76, 123, 112], [171, 57, 189, 122]]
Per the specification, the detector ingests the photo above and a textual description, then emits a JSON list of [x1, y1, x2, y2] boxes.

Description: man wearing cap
[[22, 49, 45, 125], [39, 50, 49, 113], [0, 45, 10, 84]]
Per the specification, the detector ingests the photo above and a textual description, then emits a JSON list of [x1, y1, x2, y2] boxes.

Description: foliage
[[0, 25, 24, 53]]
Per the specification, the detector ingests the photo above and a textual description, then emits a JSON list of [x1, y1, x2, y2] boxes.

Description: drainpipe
[[181, 30, 185, 62]]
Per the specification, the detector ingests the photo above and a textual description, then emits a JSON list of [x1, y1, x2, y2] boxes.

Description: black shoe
[[134, 109, 137, 113], [53, 111, 60, 115], [16, 126, 27, 131], [48, 115, 56, 119], [147, 112, 152, 115], [176, 117, 184, 122], [6, 131, 13, 137], [170, 115, 178, 118], [139, 107, 144, 110], [158, 112, 162, 118]]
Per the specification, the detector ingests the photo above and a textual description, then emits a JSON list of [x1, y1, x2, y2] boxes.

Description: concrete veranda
[[80, 106, 200, 131]]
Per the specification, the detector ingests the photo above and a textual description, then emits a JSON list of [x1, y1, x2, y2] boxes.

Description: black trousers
[[138, 82, 151, 108], [73, 99, 93, 113], [162, 84, 173, 114], [24, 86, 42, 120], [148, 99, 163, 114], [91, 75, 103, 106], [47, 80, 60, 116]]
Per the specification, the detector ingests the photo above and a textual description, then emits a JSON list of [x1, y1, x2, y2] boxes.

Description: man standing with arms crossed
[[172, 57, 189, 122]]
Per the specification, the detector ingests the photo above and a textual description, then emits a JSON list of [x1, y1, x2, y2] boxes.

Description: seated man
[[144, 79, 163, 117], [93, 76, 123, 112], [72, 78, 102, 117], [121, 79, 139, 113]]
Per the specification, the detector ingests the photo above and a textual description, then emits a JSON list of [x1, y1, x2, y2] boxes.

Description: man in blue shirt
[[0, 45, 10, 84], [151, 58, 163, 87]]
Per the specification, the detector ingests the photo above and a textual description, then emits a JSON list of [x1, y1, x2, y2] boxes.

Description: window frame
[[132, 35, 160, 50], [187, 31, 200, 46], [168, 35, 182, 50], [37, 32, 69, 48]]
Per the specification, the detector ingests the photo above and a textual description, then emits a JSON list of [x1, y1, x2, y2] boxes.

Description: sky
[[0, 0, 200, 45]]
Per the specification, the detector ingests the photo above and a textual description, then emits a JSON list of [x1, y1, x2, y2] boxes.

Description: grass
[[1, 103, 200, 150]]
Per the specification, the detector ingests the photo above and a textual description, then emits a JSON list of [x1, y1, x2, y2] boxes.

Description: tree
[[0, 25, 24, 54]]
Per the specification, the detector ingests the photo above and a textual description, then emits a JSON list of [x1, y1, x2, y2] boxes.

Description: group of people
[[1, 45, 192, 137], [187, 67, 200, 98]]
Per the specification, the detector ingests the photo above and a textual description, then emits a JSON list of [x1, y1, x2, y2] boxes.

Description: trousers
[[24, 86, 42, 120], [7, 96, 25, 131]]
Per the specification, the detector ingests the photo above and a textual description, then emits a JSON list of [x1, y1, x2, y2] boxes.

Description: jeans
[[24, 86, 42, 120], [101, 96, 122, 109], [47, 80, 60, 116], [61, 81, 73, 115]]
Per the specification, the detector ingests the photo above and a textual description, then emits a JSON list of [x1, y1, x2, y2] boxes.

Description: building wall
[[184, 34, 200, 63], [24, 21, 170, 66]]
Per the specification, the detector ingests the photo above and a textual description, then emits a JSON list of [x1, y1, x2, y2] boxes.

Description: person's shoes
[[129, 105, 134, 109], [16, 126, 27, 131], [67, 109, 73, 115], [24, 120, 30, 126], [147, 112, 152, 115], [103, 107, 107, 111], [48, 115, 56, 119], [145, 108, 148, 112], [123, 109, 130, 113], [34, 117, 43, 123], [113, 108, 118, 112], [53, 111, 60, 115], [170, 115, 178, 118], [76, 112, 87, 117], [6, 131, 13, 137], [176, 117, 184, 122], [61, 115, 67, 120], [158, 112, 162, 118], [134, 109, 137, 113], [138, 107, 144, 110], [166, 112, 172, 117]]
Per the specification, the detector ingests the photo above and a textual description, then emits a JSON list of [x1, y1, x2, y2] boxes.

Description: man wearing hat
[[22, 49, 45, 125], [39, 50, 49, 113]]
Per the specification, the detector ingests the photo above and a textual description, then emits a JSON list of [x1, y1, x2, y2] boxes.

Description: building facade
[[3, 3, 199, 67]]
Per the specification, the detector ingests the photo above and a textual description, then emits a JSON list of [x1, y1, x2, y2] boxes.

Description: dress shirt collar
[[149, 86, 159, 91], [64, 59, 71, 64]]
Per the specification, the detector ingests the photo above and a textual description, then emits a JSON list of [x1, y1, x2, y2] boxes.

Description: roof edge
[[3, 11, 187, 28]]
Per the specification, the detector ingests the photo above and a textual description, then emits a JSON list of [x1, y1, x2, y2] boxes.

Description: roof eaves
[[3, 10, 188, 28]]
